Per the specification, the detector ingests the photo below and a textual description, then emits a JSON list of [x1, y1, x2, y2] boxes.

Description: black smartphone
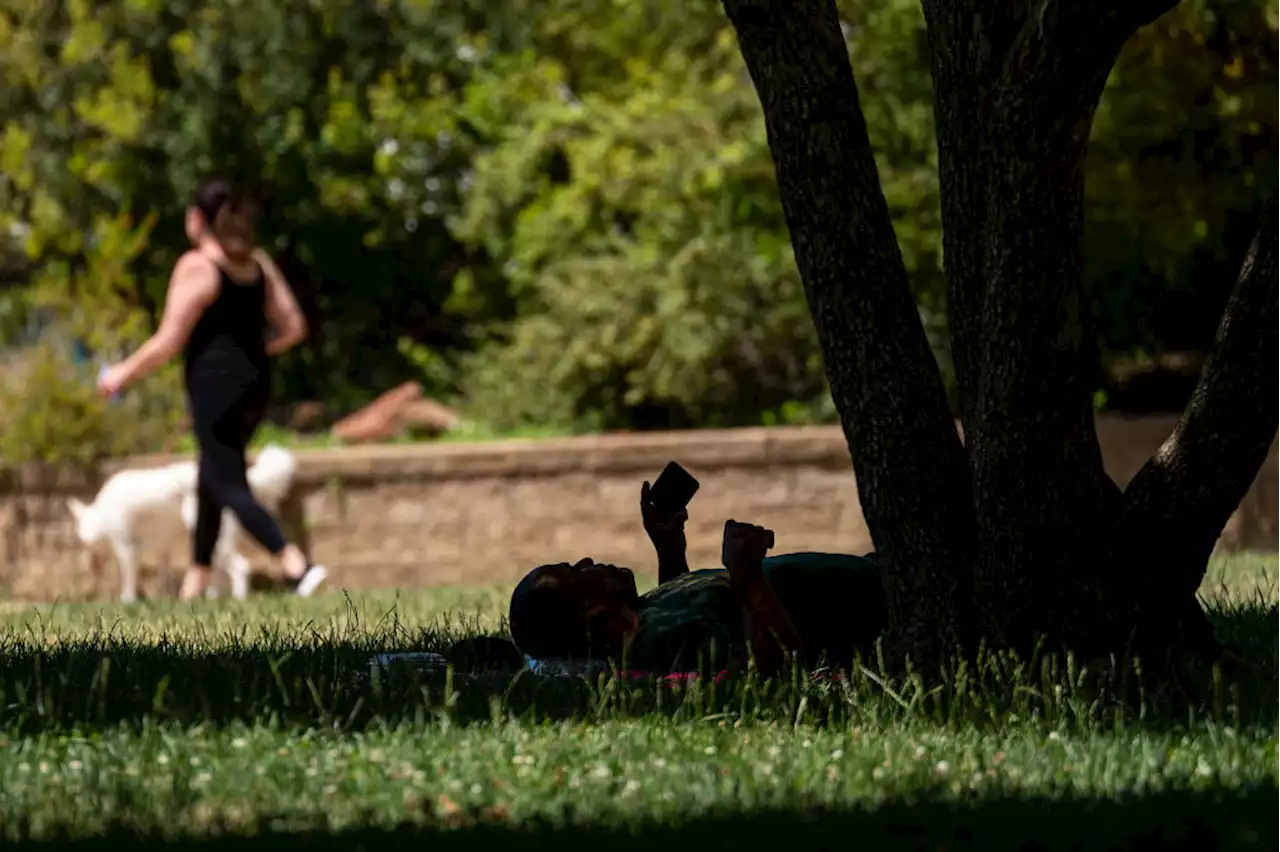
[[647, 461, 700, 513]]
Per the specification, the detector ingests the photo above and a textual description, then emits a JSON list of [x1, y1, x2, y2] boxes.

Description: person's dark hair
[[191, 179, 241, 224], [508, 566, 587, 660], [191, 179, 258, 258]]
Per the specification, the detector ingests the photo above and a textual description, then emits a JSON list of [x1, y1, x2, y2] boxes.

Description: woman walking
[[99, 180, 327, 601]]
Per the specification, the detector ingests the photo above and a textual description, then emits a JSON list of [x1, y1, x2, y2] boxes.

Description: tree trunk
[[722, 0, 975, 667], [939, 5, 1126, 654], [722, 0, 1275, 666]]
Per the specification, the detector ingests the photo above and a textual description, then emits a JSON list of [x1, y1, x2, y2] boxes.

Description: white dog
[[67, 444, 298, 603]]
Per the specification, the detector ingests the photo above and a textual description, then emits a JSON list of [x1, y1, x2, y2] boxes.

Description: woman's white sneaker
[[290, 564, 328, 597]]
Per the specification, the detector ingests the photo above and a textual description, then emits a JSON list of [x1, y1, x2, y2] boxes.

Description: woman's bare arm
[[114, 253, 220, 385], [255, 249, 308, 356]]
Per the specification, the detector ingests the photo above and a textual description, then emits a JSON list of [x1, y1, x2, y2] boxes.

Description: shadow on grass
[[7, 787, 1276, 851], [0, 604, 1275, 734]]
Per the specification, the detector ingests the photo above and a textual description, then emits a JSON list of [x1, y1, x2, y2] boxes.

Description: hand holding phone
[[641, 461, 697, 546], [643, 462, 696, 582], [645, 461, 699, 515]]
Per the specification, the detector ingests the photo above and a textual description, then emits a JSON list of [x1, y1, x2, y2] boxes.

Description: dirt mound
[[330, 381, 459, 443]]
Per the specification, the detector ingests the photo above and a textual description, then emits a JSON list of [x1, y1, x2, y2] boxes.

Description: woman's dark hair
[[191, 179, 258, 257], [191, 179, 244, 224]]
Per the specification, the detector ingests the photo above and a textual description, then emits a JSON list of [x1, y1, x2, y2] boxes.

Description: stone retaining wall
[[0, 417, 1275, 601]]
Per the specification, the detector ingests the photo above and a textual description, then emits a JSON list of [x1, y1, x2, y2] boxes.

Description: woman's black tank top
[[183, 261, 269, 387]]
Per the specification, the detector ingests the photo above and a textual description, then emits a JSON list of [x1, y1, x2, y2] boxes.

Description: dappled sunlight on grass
[[0, 586, 510, 647], [0, 557, 1273, 847], [1201, 551, 1277, 605]]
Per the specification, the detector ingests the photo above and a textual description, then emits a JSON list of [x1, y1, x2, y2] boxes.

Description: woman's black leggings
[[190, 380, 287, 567]]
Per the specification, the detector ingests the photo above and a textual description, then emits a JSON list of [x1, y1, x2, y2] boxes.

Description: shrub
[[0, 342, 185, 465]]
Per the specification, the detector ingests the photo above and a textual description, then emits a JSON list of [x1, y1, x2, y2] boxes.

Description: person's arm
[[640, 481, 690, 584], [722, 520, 803, 676], [110, 254, 219, 388], [255, 249, 308, 356]]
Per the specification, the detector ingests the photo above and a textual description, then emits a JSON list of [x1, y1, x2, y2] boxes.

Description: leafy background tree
[[0, 0, 1273, 460]]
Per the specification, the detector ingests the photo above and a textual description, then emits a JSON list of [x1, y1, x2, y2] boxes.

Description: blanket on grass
[[365, 652, 839, 686]]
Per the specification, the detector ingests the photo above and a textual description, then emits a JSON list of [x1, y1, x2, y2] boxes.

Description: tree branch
[[721, 0, 974, 663], [922, 0, 1184, 428], [1116, 197, 1278, 610], [921, 0, 1177, 427]]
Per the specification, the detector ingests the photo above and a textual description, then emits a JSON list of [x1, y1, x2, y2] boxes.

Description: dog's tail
[[249, 444, 298, 503]]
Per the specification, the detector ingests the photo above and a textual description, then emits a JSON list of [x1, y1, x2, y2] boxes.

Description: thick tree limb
[[1114, 197, 1278, 650], [921, 0, 1182, 426], [940, 1, 1161, 650], [920, 0, 1031, 426], [919, 0, 1213, 658], [721, 0, 974, 663]]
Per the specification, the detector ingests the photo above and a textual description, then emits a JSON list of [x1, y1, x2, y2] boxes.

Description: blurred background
[[0, 0, 1275, 463]]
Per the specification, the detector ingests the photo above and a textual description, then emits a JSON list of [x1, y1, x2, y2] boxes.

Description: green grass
[[0, 554, 1274, 850]]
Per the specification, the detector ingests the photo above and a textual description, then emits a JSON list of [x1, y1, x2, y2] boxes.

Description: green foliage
[[432, 0, 939, 431], [0, 0, 479, 411], [1086, 0, 1279, 353], [0, 344, 115, 465], [0, 0, 1274, 445], [397, 335, 457, 402], [0, 341, 183, 464], [0, 197, 184, 463]]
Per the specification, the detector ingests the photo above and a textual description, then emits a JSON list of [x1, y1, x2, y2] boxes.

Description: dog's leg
[[208, 537, 238, 600], [82, 547, 106, 599], [215, 511, 252, 600], [203, 557, 222, 599], [113, 537, 139, 604], [229, 552, 250, 600]]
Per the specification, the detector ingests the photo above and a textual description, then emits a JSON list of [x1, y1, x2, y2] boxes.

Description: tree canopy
[[0, 0, 1274, 459]]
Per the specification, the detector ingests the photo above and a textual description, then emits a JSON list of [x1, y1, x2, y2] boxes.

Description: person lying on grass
[[507, 482, 887, 676]]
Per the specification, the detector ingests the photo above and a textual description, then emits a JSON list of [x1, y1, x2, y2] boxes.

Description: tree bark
[[1113, 196, 1278, 655], [919, 0, 1028, 427], [721, 0, 974, 666], [920, 1, 1187, 654], [957, 6, 1126, 653], [722, 0, 1272, 667], [923, 0, 1179, 429]]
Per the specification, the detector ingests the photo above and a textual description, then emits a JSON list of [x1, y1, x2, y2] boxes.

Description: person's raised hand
[[721, 519, 775, 576], [641, 480, 688, 550]]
